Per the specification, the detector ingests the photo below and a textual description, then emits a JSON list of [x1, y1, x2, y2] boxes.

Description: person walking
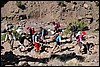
[[4, 31, 16, 50]]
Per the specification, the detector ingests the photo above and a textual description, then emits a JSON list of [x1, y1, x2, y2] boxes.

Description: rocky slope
[[1, 1, 99, 66], [1, 1, 99, 30], [1, 30, 99, 66]]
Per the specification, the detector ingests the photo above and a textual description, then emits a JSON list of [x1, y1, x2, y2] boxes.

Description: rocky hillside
[[1, 30, 99, 66], [1, 1, 99, 30], [1, 1, 99, 66]]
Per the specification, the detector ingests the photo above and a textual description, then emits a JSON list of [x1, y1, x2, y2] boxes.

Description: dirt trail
[[1, 28, 99, 66]]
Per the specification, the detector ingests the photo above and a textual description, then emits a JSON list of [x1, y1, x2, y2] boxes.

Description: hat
[[26, 26, 30, 29], [82, 31, 86, 35]]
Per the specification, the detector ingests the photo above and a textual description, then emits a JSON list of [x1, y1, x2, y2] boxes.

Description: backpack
[[56, 28, 62, 33], [57, 22, 60, 28], [18, 34, 23, 42], [31, 28, 34, 35], [52, 33, 59, 41], [44, 29, 48, 35], [70, 25, 78, 32], [74, 25, 78, 31], [32, 33, 38, 43], [55, 22, 60, 28], [29, 28, 34, 35]]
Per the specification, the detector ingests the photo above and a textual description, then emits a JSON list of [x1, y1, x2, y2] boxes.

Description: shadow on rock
[[18, 55, 49, 63], [1, 51, 19, 66], [55, 46, 74, 53], [49, 52, 85, 62], [1, 51, 85, 66]]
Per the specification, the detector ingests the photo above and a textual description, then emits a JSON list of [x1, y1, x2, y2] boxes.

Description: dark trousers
[[70, 31, 77, 41], [8, 39, 14, 49]]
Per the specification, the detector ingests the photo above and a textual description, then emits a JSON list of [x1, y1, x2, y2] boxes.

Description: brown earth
[[1, 1, 99, 66]]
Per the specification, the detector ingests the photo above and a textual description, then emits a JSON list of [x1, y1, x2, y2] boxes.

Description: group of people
[[2, 20, 96, 55]]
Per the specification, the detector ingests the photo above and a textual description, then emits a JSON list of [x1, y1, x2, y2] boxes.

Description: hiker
[[76, 31, 86, 54], [66, 30, 85, 54], [26, 26, 35, 43], [32, 32, 43, 58], [69, 23, 78, 41], [65, 30, 87, 54], [39, 26, 48, 40], [4, 31, 16, 50], [51, 30, 66, 53], [32, 32, 43, 59], [18, 33, 27, 52], [52, 21, 60, 34], [32, 33, 40, 52], [32, 32, 47, 52]]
